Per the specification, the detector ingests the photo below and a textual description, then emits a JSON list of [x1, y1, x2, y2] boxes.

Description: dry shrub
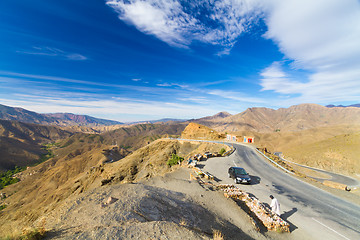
[[213, 230, 224, 240], [179, 219, 187, 226]]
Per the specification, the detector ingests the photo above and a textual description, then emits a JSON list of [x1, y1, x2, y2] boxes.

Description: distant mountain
[[198, 111, 232, 121], [326, 104, 360, 108], [193, 104, 360, 133], [193, 111, 232, 125], [0, 104, 56, 125], [129, 118, 188, 125], [45, 113, 123, 126], [0, 104, 123, 127]]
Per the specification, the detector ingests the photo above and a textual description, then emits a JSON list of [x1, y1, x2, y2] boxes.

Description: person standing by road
[[270, 195, 281, 215]]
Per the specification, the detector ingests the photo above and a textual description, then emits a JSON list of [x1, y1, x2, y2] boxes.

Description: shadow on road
[[281, 207, 297, 220], [196, 164, 205, 169], [281, 207, 298, 232], [212, 176, 222, 182], [249, 175, 261, 185]]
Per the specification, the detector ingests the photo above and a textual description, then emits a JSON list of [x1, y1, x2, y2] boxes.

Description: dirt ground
[[38, 168, 306, 240]]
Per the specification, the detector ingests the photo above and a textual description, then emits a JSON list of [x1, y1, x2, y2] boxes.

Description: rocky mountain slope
[[181, 122, 225, 140], [0, 104, 122, 127], [45, 113, 123, 126], [41, 169, 264, 240], [0, 119, 72, 172], [230, 124, 360, 175], [0, 135, 230, 238], [195, 104, 360, 133]]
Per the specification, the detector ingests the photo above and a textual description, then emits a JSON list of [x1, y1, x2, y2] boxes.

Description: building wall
[[243, 136, 254, 143]]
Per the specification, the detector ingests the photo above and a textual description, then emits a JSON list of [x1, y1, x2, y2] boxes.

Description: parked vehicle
[[204, 152, 212, 158], [228, 167, 251, 184]]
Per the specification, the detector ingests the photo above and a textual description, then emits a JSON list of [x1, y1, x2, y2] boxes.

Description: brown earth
[[0, 138, 230, 237], [0, 119, 73, 172], [35, 168, 284, 240], [236, 125, 360, 176], [195, 104, 360, 133], [181, 122, 225, 140]]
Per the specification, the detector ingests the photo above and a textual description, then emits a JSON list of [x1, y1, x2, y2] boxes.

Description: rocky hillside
[[0, 104, 122, 127], [45, 113, 123, 126], [0, 119, 73, 172], [195, 103, 360, 133], [0, 137, 230, 237], [40, 168, 260, 240], [234, 124, 360, 175], [101, 123, 186, 150], [181, 122, 225, 140]]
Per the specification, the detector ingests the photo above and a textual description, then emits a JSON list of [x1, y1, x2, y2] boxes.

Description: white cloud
[[106, 0, 263, 54], [260, 62, 306, 94], [107, 0, 199, 48], [17, 46, 87, 61], [260, 0, 360, 103], [156, 82, 188, 88], [207, 89, 266, 104], [0, 95, 219, 122]]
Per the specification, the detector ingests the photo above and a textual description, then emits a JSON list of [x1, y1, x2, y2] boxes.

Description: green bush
[[0, 166, 24, 190], [167, 154, 184, 167], [219, 148, 226, 155]]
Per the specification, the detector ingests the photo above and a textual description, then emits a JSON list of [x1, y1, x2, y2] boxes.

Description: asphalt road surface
[[274, 153, 360, 187], [202, 143, 360, 240]]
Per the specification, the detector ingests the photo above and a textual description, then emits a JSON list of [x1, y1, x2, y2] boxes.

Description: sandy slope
[[42, 168, 290, 240]]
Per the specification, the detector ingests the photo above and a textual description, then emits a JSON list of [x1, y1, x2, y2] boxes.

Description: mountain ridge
[[0, 104, 123, 127], [194, 103, 360, 133]]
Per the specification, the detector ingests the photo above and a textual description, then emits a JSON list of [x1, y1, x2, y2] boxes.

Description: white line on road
[[311, 218, 351, 240], [233, 160, 238, 167]]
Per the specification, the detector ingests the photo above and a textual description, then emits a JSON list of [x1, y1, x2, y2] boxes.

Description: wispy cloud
[[260, 62, 306, 94], [17, 46, 87, 60], [106, 0, 360, 104], [260, 0, 360, 104], [0, 69, 270, 121], [156, 82, 188, 88], [0, 95, 220, 122], [207, 89, 266, 104], [106, 0, 263, 55], [0, 71, 183, 95]]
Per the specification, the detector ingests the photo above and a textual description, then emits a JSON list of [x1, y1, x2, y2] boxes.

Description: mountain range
[[1, 103, 360, 133], [194, 103, 360, 133], [0, 102, 360, 238], [0, 104, 123, 127], [1, 102, 360, 173], [326, 104, 360, 108]]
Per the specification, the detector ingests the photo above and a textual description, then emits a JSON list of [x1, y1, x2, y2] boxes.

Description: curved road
[[274, 153, 360, 187], [201, 143, 360, 240]]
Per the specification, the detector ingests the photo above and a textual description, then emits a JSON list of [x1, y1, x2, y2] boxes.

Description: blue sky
[[1, 0, 360, 122]]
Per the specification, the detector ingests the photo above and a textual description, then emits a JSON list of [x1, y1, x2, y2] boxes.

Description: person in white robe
[[270, 195, 281, 215]]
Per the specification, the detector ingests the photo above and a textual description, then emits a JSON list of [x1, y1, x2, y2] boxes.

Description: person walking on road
[[270, 195, 281, 215]]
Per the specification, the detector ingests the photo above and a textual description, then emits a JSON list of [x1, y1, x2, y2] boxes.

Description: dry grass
[[242, 125, 360, 176], [179, 219, 187, 226], [213, 230, 224, 240]]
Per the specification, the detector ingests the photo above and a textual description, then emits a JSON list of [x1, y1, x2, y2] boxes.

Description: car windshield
[[234, 168, 247, 175]]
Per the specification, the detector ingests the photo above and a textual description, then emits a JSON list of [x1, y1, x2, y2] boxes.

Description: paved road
[[273, 152, 360, 187], [201, 143, 360, 240]]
